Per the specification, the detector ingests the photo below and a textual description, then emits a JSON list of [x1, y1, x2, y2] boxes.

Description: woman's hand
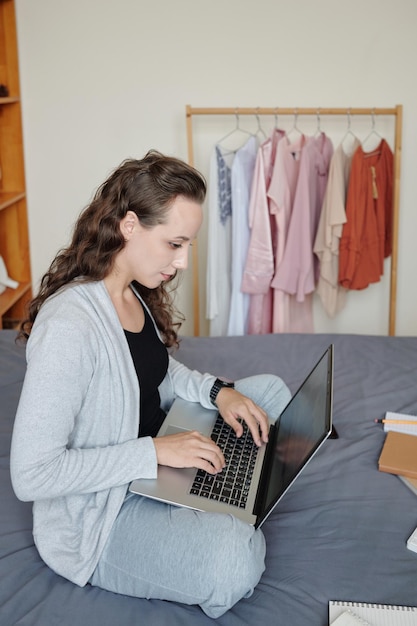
[[215, 388, 269, 447], [153, 430, 225, 474]]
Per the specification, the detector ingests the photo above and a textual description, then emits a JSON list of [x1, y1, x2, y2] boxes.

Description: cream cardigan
[[10, 280, 215, 586]]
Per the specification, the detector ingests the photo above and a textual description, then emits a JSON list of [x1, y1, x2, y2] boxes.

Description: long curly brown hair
[[19, 150, 206, 347]]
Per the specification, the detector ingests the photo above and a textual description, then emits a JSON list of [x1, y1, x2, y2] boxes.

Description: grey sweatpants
[[90, 374, 291, 618]]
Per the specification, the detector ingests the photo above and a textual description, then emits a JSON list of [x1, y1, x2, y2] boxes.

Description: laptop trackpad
[[164, 425, 191, 436]]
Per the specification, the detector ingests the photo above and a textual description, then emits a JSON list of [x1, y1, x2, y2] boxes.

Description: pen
[[374, 418, 417, 425]]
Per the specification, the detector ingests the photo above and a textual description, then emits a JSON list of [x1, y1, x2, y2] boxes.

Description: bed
[[1, 329, 417, 625]]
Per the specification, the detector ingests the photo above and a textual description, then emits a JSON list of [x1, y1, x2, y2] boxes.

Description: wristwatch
[[209, 378, 235, 407]]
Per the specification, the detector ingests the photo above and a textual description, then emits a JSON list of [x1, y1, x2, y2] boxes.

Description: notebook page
[[384, 412, 417, 436], [331, 610, 371, 625], [329, 601, 417, 626]]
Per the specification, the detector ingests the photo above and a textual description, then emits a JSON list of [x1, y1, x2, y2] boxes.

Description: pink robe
[[268, 135, 311, 332], [273, 133, 333, 304], [241, 129, 284, 334]]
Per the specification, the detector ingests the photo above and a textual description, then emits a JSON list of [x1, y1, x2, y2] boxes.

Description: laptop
[[129, 344, 334, 528]]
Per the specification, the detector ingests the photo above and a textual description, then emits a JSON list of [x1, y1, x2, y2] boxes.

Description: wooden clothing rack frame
[[185, 104, 403, 337]]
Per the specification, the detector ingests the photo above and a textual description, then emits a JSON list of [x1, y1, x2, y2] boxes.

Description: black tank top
[[124, 307, 169, 437]]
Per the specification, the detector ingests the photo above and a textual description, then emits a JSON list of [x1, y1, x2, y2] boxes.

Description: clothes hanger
[[313, 108, 323, 137], [341, 108, 359, 152], [216, 108, 253, 149], [286, 108, 303, 141], [361, 108, 382, 151], [272, 107, 285, 136], [341, 109, 356, 141], [254, 107, 267, 141]]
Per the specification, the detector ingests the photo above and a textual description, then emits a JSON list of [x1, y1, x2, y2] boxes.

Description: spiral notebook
[[329, 601, 417, 625]]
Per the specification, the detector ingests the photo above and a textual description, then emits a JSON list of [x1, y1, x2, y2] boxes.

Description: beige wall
[[15, 0, 417, 335]]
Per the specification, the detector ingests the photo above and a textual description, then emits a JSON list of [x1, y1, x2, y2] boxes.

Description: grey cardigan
[[10, 281, 216, 586]]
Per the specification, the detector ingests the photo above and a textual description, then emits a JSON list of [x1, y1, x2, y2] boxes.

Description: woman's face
[[118, 195, 203, 289]]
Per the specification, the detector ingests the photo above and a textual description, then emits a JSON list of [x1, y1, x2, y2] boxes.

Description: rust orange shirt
[[338, 139, 393, 290]]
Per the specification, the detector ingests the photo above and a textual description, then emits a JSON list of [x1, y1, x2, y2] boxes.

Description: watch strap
[[209, 378, 235, 407]]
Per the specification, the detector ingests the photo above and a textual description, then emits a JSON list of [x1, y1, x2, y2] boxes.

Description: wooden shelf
[[0, 0, 32, 328], [0, 280, 31, 315], [0, 96, 19, 104], [0, 190, 25, 211]]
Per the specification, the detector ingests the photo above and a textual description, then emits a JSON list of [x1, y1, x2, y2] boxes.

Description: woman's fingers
[[216, 390, 269, 446], [153, 430, 225, 473]]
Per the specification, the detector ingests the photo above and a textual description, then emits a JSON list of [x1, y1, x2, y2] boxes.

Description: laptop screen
[[259, 345, 333, 523]]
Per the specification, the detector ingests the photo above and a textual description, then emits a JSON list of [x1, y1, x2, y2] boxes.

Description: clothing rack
[[185, 104, 403, 337]]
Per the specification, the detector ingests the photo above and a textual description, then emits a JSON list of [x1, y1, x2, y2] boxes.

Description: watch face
[[218, 378, 234, 387]]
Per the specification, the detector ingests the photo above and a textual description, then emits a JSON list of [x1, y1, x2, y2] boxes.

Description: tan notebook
[[378, 431, 417, 479]]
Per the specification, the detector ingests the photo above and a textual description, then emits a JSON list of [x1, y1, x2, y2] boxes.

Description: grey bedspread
[[1, 330, 416, 625]]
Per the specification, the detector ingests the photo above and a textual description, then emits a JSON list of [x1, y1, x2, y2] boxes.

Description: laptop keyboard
[[189, 414, 259, 509]]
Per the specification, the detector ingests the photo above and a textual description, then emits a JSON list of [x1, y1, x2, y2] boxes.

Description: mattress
[[1, 329, 416, 625]]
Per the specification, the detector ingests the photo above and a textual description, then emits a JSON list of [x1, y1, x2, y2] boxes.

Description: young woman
[[10, 150, 290, 618]]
